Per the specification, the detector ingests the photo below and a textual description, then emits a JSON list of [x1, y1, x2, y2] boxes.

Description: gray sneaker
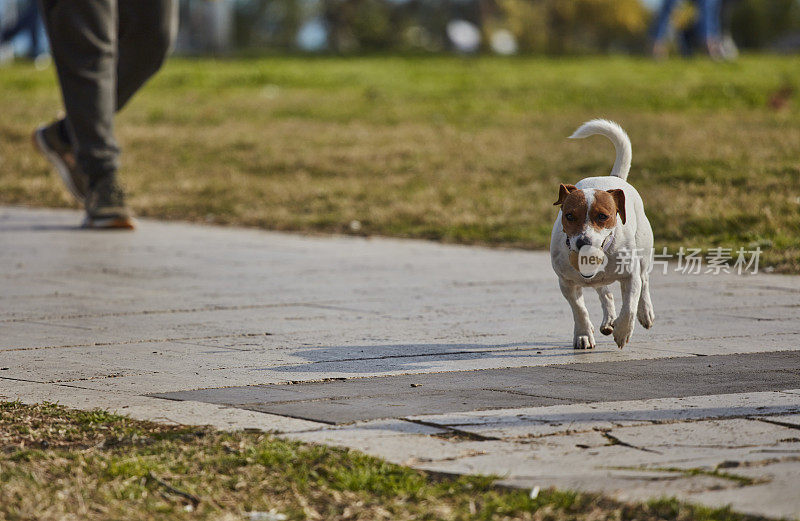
[[33, 120, 89, 203], [83, 176, 135, 230]]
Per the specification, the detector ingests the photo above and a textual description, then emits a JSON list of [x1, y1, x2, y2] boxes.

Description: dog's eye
[[565, 213, 575, 222], [597, 213, 608, 222]]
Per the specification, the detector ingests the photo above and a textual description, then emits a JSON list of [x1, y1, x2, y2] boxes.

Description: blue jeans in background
[[651, 0, 722, 47], [0, 0, 48, 58]]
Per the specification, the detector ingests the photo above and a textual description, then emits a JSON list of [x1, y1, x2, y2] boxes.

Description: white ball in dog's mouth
[[569, 246, 608, 278]]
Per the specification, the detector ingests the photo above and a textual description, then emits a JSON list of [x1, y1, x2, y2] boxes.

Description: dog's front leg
[[559, 280, 595, 349], [595, 285, 616, 335], [613, 264, 642, 349]]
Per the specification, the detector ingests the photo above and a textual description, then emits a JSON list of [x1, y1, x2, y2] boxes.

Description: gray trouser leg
[[117, 0, 178, 110], [40, 0, 176, 184], [40, 0, 118, 182]]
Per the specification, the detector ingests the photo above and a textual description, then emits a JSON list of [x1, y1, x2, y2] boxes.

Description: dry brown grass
[[1, 56, 798, 270]]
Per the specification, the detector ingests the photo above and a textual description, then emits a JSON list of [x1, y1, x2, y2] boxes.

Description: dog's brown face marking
[[603, 189, 626, 226], [554, 185, 626, 235], [554, 184, 586, 236], [590, 190, 619, 230]]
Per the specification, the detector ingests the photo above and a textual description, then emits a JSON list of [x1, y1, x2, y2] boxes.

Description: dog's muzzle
[[566, 232, 615, 252]]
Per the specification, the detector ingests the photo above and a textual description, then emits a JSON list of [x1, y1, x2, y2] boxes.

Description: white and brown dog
[[550, 119, 655, 349]]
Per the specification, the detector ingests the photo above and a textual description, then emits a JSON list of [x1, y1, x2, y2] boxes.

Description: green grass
[[1, 55, 799, 270], [0, 401, 772, 521]]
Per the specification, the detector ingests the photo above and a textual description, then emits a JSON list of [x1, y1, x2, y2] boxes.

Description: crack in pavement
[[0, 332, 275, 352], [402, 418, 500, 441], [21, 320, 94, 331], [756, 417, 800, 431], [598, 429, 662, 454], [662, 330, 800, 342], [0, 300, 382, 324], [435, 409, 800, 441], [479, 388, 575, 401], [733, 455, 800, 467], [0, 374, 131, 393], [716, 314, 788, 322]]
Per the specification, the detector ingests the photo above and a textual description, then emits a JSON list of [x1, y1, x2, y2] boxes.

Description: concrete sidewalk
[[1, 206, 799, 518]]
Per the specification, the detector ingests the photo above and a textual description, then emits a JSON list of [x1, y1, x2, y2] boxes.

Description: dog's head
[[553, 184, 625, 252]]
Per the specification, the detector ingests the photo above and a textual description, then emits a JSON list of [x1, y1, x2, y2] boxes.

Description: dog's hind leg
[[596, 285, 616, 336], [559, 280, 596, 349], [637, 263, 655, 329]]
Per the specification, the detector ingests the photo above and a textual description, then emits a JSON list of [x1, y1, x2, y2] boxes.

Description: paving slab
[[0, 378, 320, 432], [152, 351, 800, 423], [404, 390, 800, 439], [2, 206, 800, 519], [288, 394, 800, 518]]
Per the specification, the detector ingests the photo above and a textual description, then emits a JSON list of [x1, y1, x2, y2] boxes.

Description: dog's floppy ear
[[553, 184, 578, 206], [607, 189, 626, 225]]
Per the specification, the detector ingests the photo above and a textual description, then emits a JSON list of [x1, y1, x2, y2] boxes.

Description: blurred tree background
[[729, 0, 800, 50], [176, 0, 800, 55]]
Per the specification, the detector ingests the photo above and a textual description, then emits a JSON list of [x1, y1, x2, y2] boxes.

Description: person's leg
[[116, 0, 177, 111], [652, 0, 680, 42], [1, 0, 38, 43], [37, 0, 176, 173], [39, 0, 118, 184], [27, 1, 45, 59], [651, 0, 680, 58], [699, 0, 722, 57]]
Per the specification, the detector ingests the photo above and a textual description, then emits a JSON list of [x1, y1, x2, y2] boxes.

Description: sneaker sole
[[81, 216, 136, 230], [33, 127, 86, 204]]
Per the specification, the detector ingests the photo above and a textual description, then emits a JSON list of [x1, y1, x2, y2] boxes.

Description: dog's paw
[[612, 315, 635, 349], [637, 305, 655, 329], [599, 319, 615, 336], [573, 328, 596, 349]]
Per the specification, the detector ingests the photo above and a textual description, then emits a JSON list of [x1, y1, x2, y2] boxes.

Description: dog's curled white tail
[[569, 119, 632, 181]]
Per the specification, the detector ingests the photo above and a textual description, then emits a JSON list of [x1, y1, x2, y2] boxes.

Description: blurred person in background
[[34, 1, 177, 229], [0, 0, 47, 61], [651, 0, 729, 59]]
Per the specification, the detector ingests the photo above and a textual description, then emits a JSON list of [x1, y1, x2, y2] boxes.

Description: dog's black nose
[[575, 237, 591, 250]]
